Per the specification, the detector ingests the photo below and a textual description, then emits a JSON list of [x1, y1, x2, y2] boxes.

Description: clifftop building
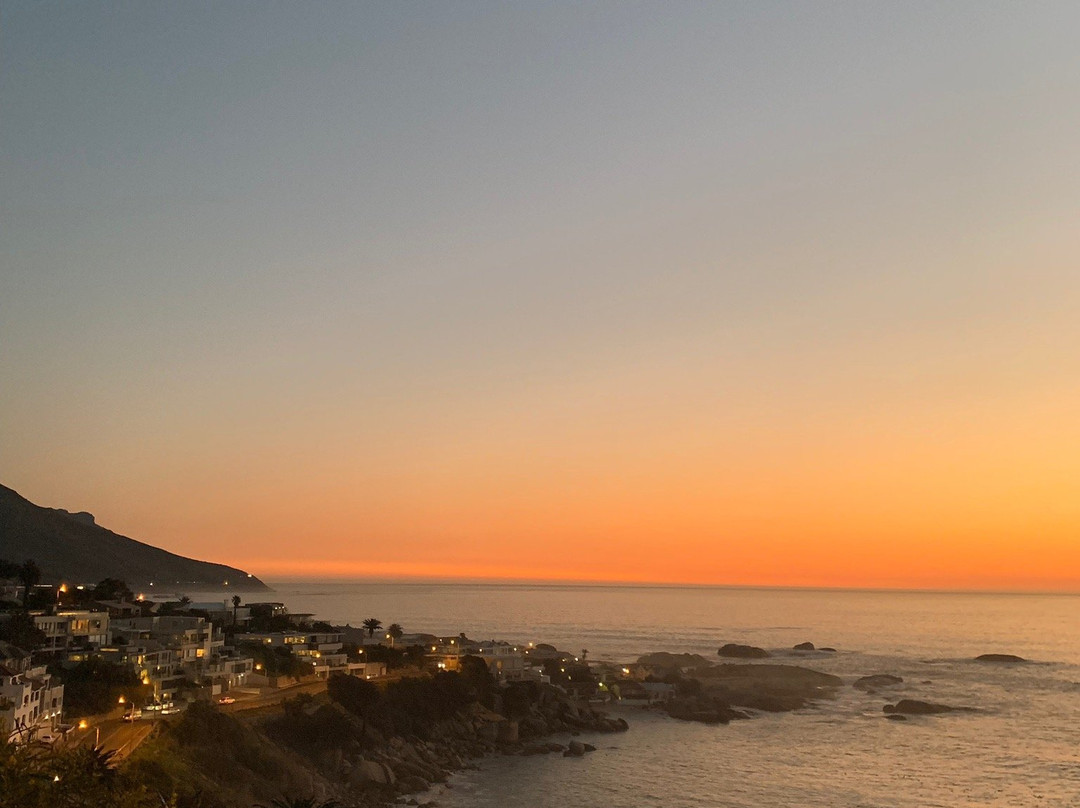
[[0, 641, 64, 743]]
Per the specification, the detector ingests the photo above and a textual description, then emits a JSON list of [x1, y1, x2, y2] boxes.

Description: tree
[[231, 595, 242, 626], [18, 560, 41, 608], [0, 611, 46, 651], [361, 618, 382, 638], [177, 595, 192, 608], [581, 648, 588, 660], [327, 673, 380, 738], [58, 658, 142, 717], [387, 623, 403, 647], [91, 578, 132, 602]]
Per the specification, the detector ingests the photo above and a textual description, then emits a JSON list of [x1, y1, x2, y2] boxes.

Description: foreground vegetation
[[2, 663, 507, 808]]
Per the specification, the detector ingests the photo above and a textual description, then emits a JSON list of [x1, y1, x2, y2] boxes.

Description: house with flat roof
[[33, 610, 110, 656], [0, 641, 64, 744]]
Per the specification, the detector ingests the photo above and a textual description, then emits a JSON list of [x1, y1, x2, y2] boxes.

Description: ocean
[[248, 583, 1080, 807]]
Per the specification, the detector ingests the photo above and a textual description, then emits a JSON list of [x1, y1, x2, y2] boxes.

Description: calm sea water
[[247, 583, 1080, 807]]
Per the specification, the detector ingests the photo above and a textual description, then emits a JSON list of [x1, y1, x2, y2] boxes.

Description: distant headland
[[0, 483, 268, 591]]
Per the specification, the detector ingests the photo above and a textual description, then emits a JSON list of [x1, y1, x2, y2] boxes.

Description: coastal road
[[75, 716, 156, 762], [219, 678, 329, 714]]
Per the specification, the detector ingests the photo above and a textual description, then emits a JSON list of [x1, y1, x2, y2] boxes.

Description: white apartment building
[[0, 641, 64, 743], [33, 610, 110, 655]]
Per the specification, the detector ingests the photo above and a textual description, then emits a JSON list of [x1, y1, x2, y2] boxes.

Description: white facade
[[0, 643, 64, 744], [33, 610, 110, 655]]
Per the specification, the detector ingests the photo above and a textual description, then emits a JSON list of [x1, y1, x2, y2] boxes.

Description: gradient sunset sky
[[3, 3, 1079, 591]]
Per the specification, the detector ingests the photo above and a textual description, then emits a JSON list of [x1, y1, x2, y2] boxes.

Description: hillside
[[0, 484, 269, 591]]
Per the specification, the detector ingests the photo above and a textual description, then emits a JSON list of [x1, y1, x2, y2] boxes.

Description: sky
[[3, 3, 1079, 591]]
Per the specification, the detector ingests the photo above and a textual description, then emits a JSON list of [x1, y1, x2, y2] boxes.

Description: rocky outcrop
[[350, 759, 396, 786], [793, 642, 815, 651], [853, 674, 904, 692], [718, 643, 770, 659], [668, 664, 842, 721], [276, 682, 631, 803], [975, 654, 1026, 663], [883, 699, 956, 715], [636, 652, 713, 670], [665, 695, 750, 724]]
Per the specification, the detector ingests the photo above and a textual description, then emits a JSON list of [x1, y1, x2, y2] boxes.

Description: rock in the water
[[820, 647, 837, 653], [636, 651, 713, 670], [885, 714, 908, 721], [718, 643, 770, 659], [975, 654, 1026, 663], [853, 674, 904, 692], [793, 642, 815, 651], [692, 664, 843, 714], [665, 695, 749, 724], [564, 740, 586, 757], [883, 700, 955, 715]]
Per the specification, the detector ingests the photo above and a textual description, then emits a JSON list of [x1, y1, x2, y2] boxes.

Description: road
[[77, 716, 157, 762], [218, 678, 329, 713], [74, 673, 404, 761]]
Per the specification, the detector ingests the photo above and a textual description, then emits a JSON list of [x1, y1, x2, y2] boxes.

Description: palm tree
[[232, 595, 242, 626], [361, 618, 382, 639], [178, 595, 192, 608], [387, 623, 403, 647], [255, 798, 340, 808], [18, 560, 40, 608], [581, 649, 588, 660]]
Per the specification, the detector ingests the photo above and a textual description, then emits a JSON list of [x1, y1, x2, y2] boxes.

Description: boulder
[[975, 654, 1026, 663], [398, 775, 430, 793], [820, 647, 837, 653], [718, 643, 770, 659], [351, 759, 397, 786], [793, 642, 815, 651], [883, 700, 955, 715], [495, 721, 519, 744], [519, 717, 548, 737], [636, 652, 713, 669], [696, 663, 843, 712], [566, 740, 586, 756], [853, 674, 904, 692], [885, 714, 908, 721], [666, 696, 748, 724]]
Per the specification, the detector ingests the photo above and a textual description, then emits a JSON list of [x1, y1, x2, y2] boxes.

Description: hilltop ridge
[[0, 483, 268, 591]]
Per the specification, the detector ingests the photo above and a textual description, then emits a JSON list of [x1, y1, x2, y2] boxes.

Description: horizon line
[[255, 575, 1080, 597]]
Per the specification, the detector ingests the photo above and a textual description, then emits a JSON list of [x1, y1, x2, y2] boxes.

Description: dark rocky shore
[[126, 677, 627, 808], [345, 689, 629, 799]]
